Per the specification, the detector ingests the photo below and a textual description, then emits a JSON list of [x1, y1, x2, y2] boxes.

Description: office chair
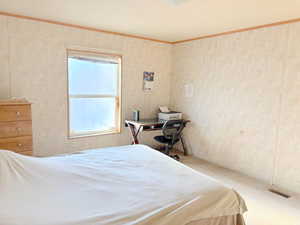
[[154, 120, 186, 160]]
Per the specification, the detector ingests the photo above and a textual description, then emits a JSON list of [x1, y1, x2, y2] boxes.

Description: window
[[67, 49, 121, 138]]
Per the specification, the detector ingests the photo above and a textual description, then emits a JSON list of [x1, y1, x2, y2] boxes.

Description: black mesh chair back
[[154, 119, 188, 160], [162, 120, 185, 145]]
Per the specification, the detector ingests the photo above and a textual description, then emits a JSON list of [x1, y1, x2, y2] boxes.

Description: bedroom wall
[[0, 15, 172, 156], [171, 23, 300, 194]]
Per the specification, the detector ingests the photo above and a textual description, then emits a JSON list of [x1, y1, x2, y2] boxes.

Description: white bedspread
[[0, 145, 246, 225]]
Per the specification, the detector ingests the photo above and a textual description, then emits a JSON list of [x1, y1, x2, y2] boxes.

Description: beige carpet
[[181, 155, 300, 225]]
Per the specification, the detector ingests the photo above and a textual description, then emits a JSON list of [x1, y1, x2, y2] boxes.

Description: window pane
[[70, 98, 116, 134], [68, 58, 118, 96]]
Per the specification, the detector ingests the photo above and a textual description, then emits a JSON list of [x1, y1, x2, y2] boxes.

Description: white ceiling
[[1, 0, 300, 42]]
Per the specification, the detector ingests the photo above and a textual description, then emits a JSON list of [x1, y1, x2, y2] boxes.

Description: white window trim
[[66, 49, 122, 139]]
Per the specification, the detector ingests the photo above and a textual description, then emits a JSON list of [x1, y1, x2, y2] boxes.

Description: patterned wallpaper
[[0, 15, 172, 156], [1, 13, 300, 195], [171, 23, 300, 194]]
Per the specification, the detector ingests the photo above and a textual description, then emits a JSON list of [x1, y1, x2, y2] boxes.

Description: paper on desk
[[159, 106, 170, 113]]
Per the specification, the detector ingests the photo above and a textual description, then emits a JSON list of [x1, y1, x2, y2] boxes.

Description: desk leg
[[180, 136, 188, 156], [128, 124, 141, 144]]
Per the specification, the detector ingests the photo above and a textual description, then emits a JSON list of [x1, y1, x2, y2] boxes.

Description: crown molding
[[1, 11, 300, 45], [0, 11, 172, 44], [173, 17, 300, 44]]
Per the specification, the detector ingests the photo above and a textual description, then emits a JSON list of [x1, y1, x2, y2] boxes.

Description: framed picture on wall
[[143, 71, 155, 91]]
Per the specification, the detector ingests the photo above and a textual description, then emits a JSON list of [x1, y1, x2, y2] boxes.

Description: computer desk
[[125, 118, 190, 155]]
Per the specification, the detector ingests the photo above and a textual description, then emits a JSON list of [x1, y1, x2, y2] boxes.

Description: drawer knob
[[16, 112, 21, 116], [17, 143, 22, 147], [16, 127, 22, 131]]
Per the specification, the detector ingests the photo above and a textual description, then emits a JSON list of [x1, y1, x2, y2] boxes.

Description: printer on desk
[[158, 111, 182, 121], [158, 106, 182, 121]]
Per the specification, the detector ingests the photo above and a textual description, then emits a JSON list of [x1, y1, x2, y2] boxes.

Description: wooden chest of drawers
[[0, 100, 33, 156]]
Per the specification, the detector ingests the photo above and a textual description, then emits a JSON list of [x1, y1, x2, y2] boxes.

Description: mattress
[[0, 144, 247, 225]]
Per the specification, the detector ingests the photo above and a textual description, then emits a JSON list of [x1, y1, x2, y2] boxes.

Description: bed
[[0, 144, 247, 225]]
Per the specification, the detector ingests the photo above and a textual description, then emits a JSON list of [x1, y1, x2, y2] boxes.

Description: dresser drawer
[[0, 105, 31, 122], [17, 150, 33, 156], [0, 121, 32, 138], [0, 136, 33, 153]]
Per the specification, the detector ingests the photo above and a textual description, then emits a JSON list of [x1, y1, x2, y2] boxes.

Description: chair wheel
[[172, 155, 180, 161]]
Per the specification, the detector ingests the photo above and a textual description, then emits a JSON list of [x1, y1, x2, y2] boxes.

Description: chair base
[[155, 145, 180, 161], [171, 154, 180, 161]]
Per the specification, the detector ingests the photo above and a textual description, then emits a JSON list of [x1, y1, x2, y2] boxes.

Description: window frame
[[66, 49, 122, 139]]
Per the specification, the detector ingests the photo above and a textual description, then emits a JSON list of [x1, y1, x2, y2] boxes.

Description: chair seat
[[154, 135, 179, 144]]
